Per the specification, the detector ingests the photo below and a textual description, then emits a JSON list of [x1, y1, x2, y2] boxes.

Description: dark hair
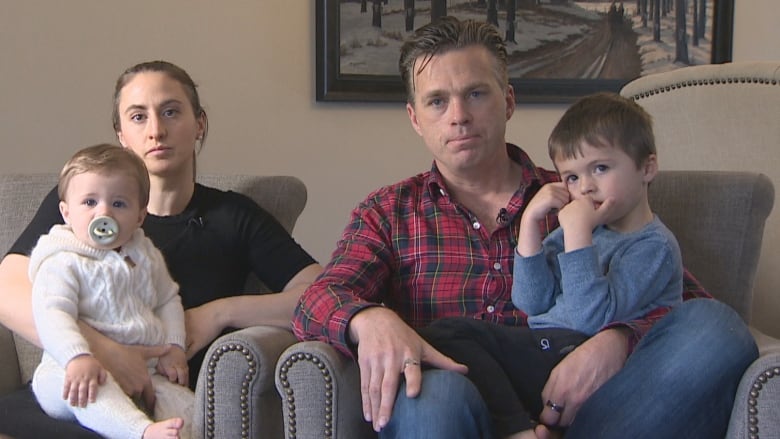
[[111, 60, 209, 149], [548, 92, 656, 168], [59, 143, 150, 208], [399, 16, 508, 103]]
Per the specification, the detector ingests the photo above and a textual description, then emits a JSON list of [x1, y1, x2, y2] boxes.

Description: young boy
[[419, 92, 683, 438], [29, 144, 193, 439]]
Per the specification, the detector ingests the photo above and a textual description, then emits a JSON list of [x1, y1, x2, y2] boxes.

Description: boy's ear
[[643, 154, 659, 183]]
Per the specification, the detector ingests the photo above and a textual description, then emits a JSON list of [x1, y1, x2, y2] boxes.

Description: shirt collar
[[425, 143, 549, 201]]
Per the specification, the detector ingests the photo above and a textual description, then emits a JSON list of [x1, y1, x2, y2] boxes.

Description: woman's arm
[[184, 263, 323, 357], [0, 254, 40, 345]]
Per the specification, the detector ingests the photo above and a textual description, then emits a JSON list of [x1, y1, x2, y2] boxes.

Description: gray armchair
[[0, 173, 306, 439], [275, 62, 780, 439]]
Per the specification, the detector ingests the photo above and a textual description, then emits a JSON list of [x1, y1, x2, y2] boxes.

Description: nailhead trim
[[746, 366, 780, 439], [627, 76, 780, 101], [204, 343, 257, 439], [278, 352, 335, 439]]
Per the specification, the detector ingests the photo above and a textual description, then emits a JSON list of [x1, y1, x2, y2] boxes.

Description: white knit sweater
[[29, 225, 185, 368]]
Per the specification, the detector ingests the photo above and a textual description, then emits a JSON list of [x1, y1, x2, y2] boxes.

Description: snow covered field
[[338, 0, 713, 77]]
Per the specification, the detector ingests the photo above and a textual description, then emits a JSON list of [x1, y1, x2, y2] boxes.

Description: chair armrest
[[276, 341, 376, 439], [726, 329, 780, 439], [193, 326, 297, 439], [0, 325, 22, 396]]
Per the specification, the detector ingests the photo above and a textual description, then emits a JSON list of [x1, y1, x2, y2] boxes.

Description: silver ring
[[546, 399, 565, 414], [402, 358, 421, 370]]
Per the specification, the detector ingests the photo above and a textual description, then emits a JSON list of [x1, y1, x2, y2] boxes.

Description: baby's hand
[[63, 354, 107, 407], [157, 345, 189, 387]]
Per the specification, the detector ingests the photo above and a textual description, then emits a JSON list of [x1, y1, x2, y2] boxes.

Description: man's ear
[[407, 102, 423, 137], [505, 85, 516, 120]]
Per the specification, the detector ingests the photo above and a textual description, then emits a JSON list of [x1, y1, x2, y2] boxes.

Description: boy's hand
[[156, 345, 189, 387], [558, 196, 616, 251], [524, 182, 570, 222], [517, 182, 570, 256], [63, 354, 107, 407]]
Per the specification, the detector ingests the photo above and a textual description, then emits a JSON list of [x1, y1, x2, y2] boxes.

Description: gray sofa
[[275, 62, 780, 439], [0, 173, 304, 439]]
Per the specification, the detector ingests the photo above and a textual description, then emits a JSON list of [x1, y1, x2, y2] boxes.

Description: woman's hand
[[184, 301, 226, 359], [80, 322, 169, 409]]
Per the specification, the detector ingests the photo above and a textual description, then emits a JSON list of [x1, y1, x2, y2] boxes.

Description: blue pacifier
[[88, 216, 119, 246]]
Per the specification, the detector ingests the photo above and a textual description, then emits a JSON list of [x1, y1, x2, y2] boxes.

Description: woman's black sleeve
[[6, 187, 62, 257]]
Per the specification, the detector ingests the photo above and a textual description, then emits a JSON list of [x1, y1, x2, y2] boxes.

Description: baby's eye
[[112, 200, 128, 208], [84, 198, 97, 207]]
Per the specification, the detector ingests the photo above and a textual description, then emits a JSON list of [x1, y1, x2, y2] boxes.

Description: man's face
[[406, 45, 515, 179]]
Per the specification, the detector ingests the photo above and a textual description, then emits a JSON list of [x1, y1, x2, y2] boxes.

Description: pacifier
[[88, 216, 119, 246]]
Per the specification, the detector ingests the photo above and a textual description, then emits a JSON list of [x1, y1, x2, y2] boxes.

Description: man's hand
[[539, 328, 629, 427], [157, 345, 189, 387], [184, 302, 225, 359], [63, 354, 106, 407], [349, 307, 468, 432]]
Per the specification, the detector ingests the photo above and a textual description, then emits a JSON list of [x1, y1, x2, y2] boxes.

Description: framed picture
[[316, 0, 734, 103]]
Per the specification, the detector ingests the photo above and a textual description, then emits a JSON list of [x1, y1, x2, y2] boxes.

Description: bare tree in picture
[[675, 0, 689, 63]]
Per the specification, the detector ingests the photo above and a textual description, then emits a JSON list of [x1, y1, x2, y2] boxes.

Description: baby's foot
[[142, 417, 184, 439]]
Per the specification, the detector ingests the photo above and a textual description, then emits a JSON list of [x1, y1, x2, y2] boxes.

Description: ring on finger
[[546, 399, 565, 414], [402, 358, 421, 371]]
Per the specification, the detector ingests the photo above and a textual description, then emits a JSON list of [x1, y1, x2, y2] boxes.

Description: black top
[[10, 183, 317, 384]]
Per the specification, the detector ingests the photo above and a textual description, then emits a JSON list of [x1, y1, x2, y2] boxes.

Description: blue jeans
[[382, 299, 757, 439], [380, 369, 496, 439]]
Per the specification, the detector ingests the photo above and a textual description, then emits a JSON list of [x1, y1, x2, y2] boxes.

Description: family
[[0, 16, 757, 439]]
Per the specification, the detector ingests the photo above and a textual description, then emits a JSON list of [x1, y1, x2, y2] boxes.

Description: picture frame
[[316, 0, 734, 103]]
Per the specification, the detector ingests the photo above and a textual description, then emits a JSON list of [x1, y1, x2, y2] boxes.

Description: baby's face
[[59, 171, 146, 250]]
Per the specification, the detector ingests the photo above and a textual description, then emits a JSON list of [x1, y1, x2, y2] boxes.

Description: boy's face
[[59, 171, 146, 250], [554, 142, 657, 232]]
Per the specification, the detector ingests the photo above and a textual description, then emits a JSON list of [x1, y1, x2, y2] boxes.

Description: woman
[[0, 60, 322, 438]]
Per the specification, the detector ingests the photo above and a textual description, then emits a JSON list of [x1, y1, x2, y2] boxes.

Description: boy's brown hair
[[549, 92, 656, 168]]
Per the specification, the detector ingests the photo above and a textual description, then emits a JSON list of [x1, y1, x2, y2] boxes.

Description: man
[[293, 16, 756, 439]]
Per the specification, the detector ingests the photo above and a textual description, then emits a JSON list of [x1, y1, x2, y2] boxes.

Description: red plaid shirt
[[292, 144, 711, 357]]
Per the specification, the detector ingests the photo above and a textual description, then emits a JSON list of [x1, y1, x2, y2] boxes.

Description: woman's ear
[[117, 131, 127, 148]]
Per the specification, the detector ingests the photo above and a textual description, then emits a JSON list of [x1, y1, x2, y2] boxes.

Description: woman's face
[[115, 71, 205, 179]]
